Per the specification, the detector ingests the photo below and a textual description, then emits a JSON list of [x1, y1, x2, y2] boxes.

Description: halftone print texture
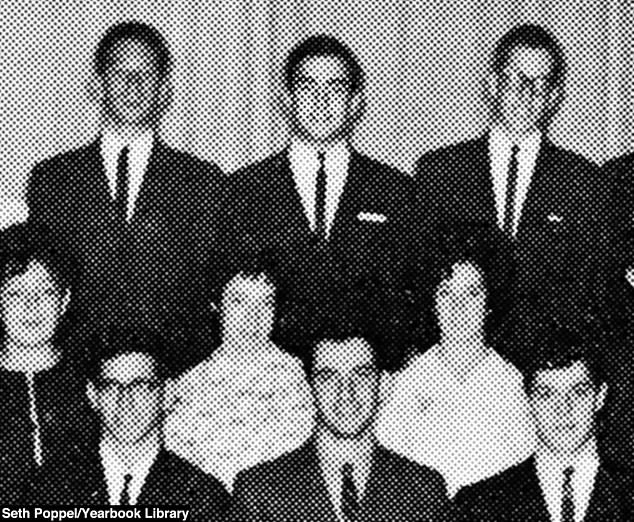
[[1, 2, 634, 521]]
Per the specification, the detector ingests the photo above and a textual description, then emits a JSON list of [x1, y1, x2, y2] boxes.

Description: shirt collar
[[100, 435, 160, 479], [101, 128, 155, 157], [316, 428, 374, 472], [289, 137, 350, 173], [535, 437, 599, 477], [490, 124, 542, 154]]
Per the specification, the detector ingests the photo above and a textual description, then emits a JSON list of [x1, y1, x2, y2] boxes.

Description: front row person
[[454, 332, 633, 521], [29, 327, 230, 520], [0, 223, 95, 503], [231, 318, 450, 521], [165, 267, 314, 490]]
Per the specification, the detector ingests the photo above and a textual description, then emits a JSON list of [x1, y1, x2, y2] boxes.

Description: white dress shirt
[[488, 125, 541, 236], [164, 340, 314, 491], [100, 437, 159, 505], [100, 128, 154, 222], [317, 431, 374, 521], [375, 344, 536, 497], [289, 138, 350, 238], [536, 439, 600, 522]]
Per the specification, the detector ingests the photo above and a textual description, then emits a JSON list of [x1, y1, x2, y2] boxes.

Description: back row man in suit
[[27, 22, 230, 373], [455, 332, 632, 521], [231, 314, 450, 521], [230, 35, 420, 369], [415, 24, 608, 365]]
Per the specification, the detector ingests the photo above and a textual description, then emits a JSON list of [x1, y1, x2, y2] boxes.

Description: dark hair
[[492, 23, 566, 86], [87, 325, 169, 382], [284, 34, 364, 93], [522, 329, 605, 393], [299, 297, 384, 380], [412, 224, 516, 348], [0, 222, 73, 292], [94, 21, 171, 78]]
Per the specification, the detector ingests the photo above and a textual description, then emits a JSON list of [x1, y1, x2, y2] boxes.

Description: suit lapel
[[585, 465, 626, 521], [329, 149, 361, 244], [278, 149, 315, 237], [82, 138, 118, 223], [468, 134, 498, 228], [359, 446, 389, 521], [510, 458, 552, 521], [295, 441, 339, 522], [517, 136, 549, 237], [137, 450, 168, 505]]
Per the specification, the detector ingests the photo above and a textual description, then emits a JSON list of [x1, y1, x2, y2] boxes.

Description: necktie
[[341, 463, 360, 522], [561, 466, 575, 522], [119, 473, 133, 506], [503, 145, 520, 235], [315, 152, 327, 240], [116, 146, 130, 224]]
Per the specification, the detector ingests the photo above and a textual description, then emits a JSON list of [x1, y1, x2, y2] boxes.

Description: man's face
[[435, 262, 487, 336], [1, 261, 68, 349], [92, 352, 163, 445], [312, 338, 380, 439], [492, 46, 559, 135], [529, 361, 606, 457], [100, 39, 166, 127], [221, 274, 275, 342], [289, 55, 359, 143]]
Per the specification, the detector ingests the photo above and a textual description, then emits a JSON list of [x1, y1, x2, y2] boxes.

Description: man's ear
[[596, 382, 608, 412], [87, 381, 98, 411], [86, 73, 105, 106], [60, 289, 71, 317], [486, 71, 500, 100], [545, 85, 564, 113], [348, 91, 365, 124]]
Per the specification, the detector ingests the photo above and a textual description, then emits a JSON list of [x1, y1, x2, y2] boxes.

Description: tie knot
[[564, 466, 574, 480], [317, 151, 326, 166], [123, 473, 133, 486], [511, 144, 520, 156], [342, 463, 354, 479]]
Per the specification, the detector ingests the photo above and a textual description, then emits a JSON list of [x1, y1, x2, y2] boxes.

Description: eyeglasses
[[500, 70, 554, 98], [96, 378, 160, 396]]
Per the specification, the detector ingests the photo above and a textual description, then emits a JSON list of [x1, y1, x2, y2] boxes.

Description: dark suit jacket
[[415, 134, 607, 363], [29, 448, 230, 521], [230, 148, 421, 368], [27, 138, 230, 372], [231, 439, 449, 522], [454, 456, 633, 521]]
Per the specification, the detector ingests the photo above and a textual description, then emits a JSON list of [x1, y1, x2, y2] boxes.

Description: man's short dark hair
[[88, 325, 170, 382], [284, 34, 364, 93], [0, 222, 73, 292], [300, 304, 383, 381], [522, 329, 605, 393], [94, 21, 171, 78], [492, 23, 566, 86]]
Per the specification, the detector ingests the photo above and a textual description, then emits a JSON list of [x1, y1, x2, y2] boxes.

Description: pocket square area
[[357, 212, 387, 223]]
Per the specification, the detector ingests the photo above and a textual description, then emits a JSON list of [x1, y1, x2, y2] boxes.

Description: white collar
[[535, 437, 599, 477], [101, 127, 155, 154], [490, 124, 542, 152], [316, 428, 374, 471], [289, 138, 350, 172], [99, 434, 160, 477]]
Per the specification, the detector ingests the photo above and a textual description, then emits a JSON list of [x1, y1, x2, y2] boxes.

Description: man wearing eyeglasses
[[28, 327, 230, 520], [415, 24, 605, 364], [229, 34, 418, 370]]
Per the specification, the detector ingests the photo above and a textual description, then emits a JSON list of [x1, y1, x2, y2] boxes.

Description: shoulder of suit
[[543, 142, 599, 173], [160, 450, 228, 492], [415, 136, 485, 164], [601, 152, 634, 187], [30, 141, 100, 179], [155, 141, 224, 180], [235, 442, 309, 487], [232, 150, 287, 179], [455, 457, 533, 503], [375, 445, 446, 487]]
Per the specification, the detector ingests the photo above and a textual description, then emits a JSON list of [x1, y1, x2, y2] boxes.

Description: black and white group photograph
[[0, 1, 634, 520]]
